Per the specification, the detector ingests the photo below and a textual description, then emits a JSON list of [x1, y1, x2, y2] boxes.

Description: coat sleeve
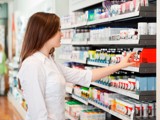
[[18, 61, 50, 120], [56, 62, 92, 87]]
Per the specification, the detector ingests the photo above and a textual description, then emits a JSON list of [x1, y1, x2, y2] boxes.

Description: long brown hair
[[20, 12, 60, 62]]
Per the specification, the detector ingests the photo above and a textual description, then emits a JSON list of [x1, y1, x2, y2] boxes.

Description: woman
[[18, 12, 135, 120], [0, 43, 7, 95]]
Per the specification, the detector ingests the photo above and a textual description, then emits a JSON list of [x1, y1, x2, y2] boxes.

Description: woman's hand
[[118, 52, 136, 68]]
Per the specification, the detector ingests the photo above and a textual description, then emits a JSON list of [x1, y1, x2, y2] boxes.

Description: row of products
[[88, 48, 156, 65], [113, 98, 156, 118], [62, 26, 147, 43], [65, 100, 106, 120], [61, 0, 149, 27], [138, 22, 157, 35], [89, 87, 156, 118], [96, 76, 156, 91], [72, 84, 156, 119], [60, 47, 156, 67]]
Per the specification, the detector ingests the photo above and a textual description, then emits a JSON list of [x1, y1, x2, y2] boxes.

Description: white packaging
[[148, 102, 155, 117], [138, 22, 148, 35], [142, 103, 148, 118], [148, 23, 156, 35]]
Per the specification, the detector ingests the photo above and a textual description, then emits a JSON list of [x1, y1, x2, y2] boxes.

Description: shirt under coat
[[18, 52, 92, 120]]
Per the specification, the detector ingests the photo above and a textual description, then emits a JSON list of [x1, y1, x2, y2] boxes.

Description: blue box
[[136, 77, 148, 91], [147, 77, 155, 90]]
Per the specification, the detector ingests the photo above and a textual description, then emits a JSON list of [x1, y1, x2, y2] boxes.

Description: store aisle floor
[[0, 96, 23, 120]]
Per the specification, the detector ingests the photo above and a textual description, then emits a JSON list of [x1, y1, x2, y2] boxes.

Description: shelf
[[88, 39, 139, 45], [72, 41, 88, 45], [61, 35, 156, 46], [8, 63, 19, 70], [87, 61, 108, 67], [61, 22, 86, 30], [87, 62, 156, 73], [63, 6, 156, 30], [71, 59, 87, 64], [61, 39, 72, 44], [7, 93, 26, 119], [91, 82, 156, 101], [122, 63, 156, 73], [65, 112, 78, 120], [71, 0, 105, 12], [71, 94, 88, 105], [87, 6, 156, 26]]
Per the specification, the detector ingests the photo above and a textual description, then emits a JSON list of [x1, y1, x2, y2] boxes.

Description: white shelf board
[[61, 25, 73, 30], [87, 17, 110, 26], [87, 11, 139, 25], [88, 62, 140, 72], [72, 41, 88, 45], [8, 63, 19, 69], [65, 112, 78, 120], [71, 0, 105, 11], [7, 93, 26, 119], [109, 11, 140, 22], [88, 100, 131, 120], [58, 57, 71, 61], [88, 39, 139, 45], [61, 39, 72, 44], [71, 59, 86, 64], [122, 66, 139, 72], [73, 22, 87, 28], [91, 82, 139, 100], [71, 94, 88, 105], [61, 22, 87, 30], [87, 61, 108, 67]]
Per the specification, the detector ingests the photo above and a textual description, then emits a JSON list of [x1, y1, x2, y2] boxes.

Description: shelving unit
[[8, 92, 26, 119], [91, 82, 156, 101], [62, 1, 157, 120]]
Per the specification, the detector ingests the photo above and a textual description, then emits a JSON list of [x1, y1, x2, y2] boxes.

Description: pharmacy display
[[61, 0, 156, 120]]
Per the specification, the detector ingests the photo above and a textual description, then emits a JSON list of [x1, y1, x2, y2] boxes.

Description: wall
[[55, 0, 69, 17]]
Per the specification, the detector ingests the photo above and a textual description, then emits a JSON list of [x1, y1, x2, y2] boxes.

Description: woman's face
[[47, 27, 63, 48]]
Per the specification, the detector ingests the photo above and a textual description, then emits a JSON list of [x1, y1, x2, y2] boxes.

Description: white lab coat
[[18, 52, 92, 120]]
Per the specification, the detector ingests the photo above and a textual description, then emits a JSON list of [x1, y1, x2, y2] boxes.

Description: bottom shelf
[[88, 100, 156, 120], [7, 92, 26, 119]]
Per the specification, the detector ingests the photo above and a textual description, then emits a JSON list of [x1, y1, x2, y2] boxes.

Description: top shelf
[[71, 0, 105, 12], [62, 6, 156, 30]]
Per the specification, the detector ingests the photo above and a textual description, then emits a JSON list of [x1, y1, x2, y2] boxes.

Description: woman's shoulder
[[22, 55, 42, 68]]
